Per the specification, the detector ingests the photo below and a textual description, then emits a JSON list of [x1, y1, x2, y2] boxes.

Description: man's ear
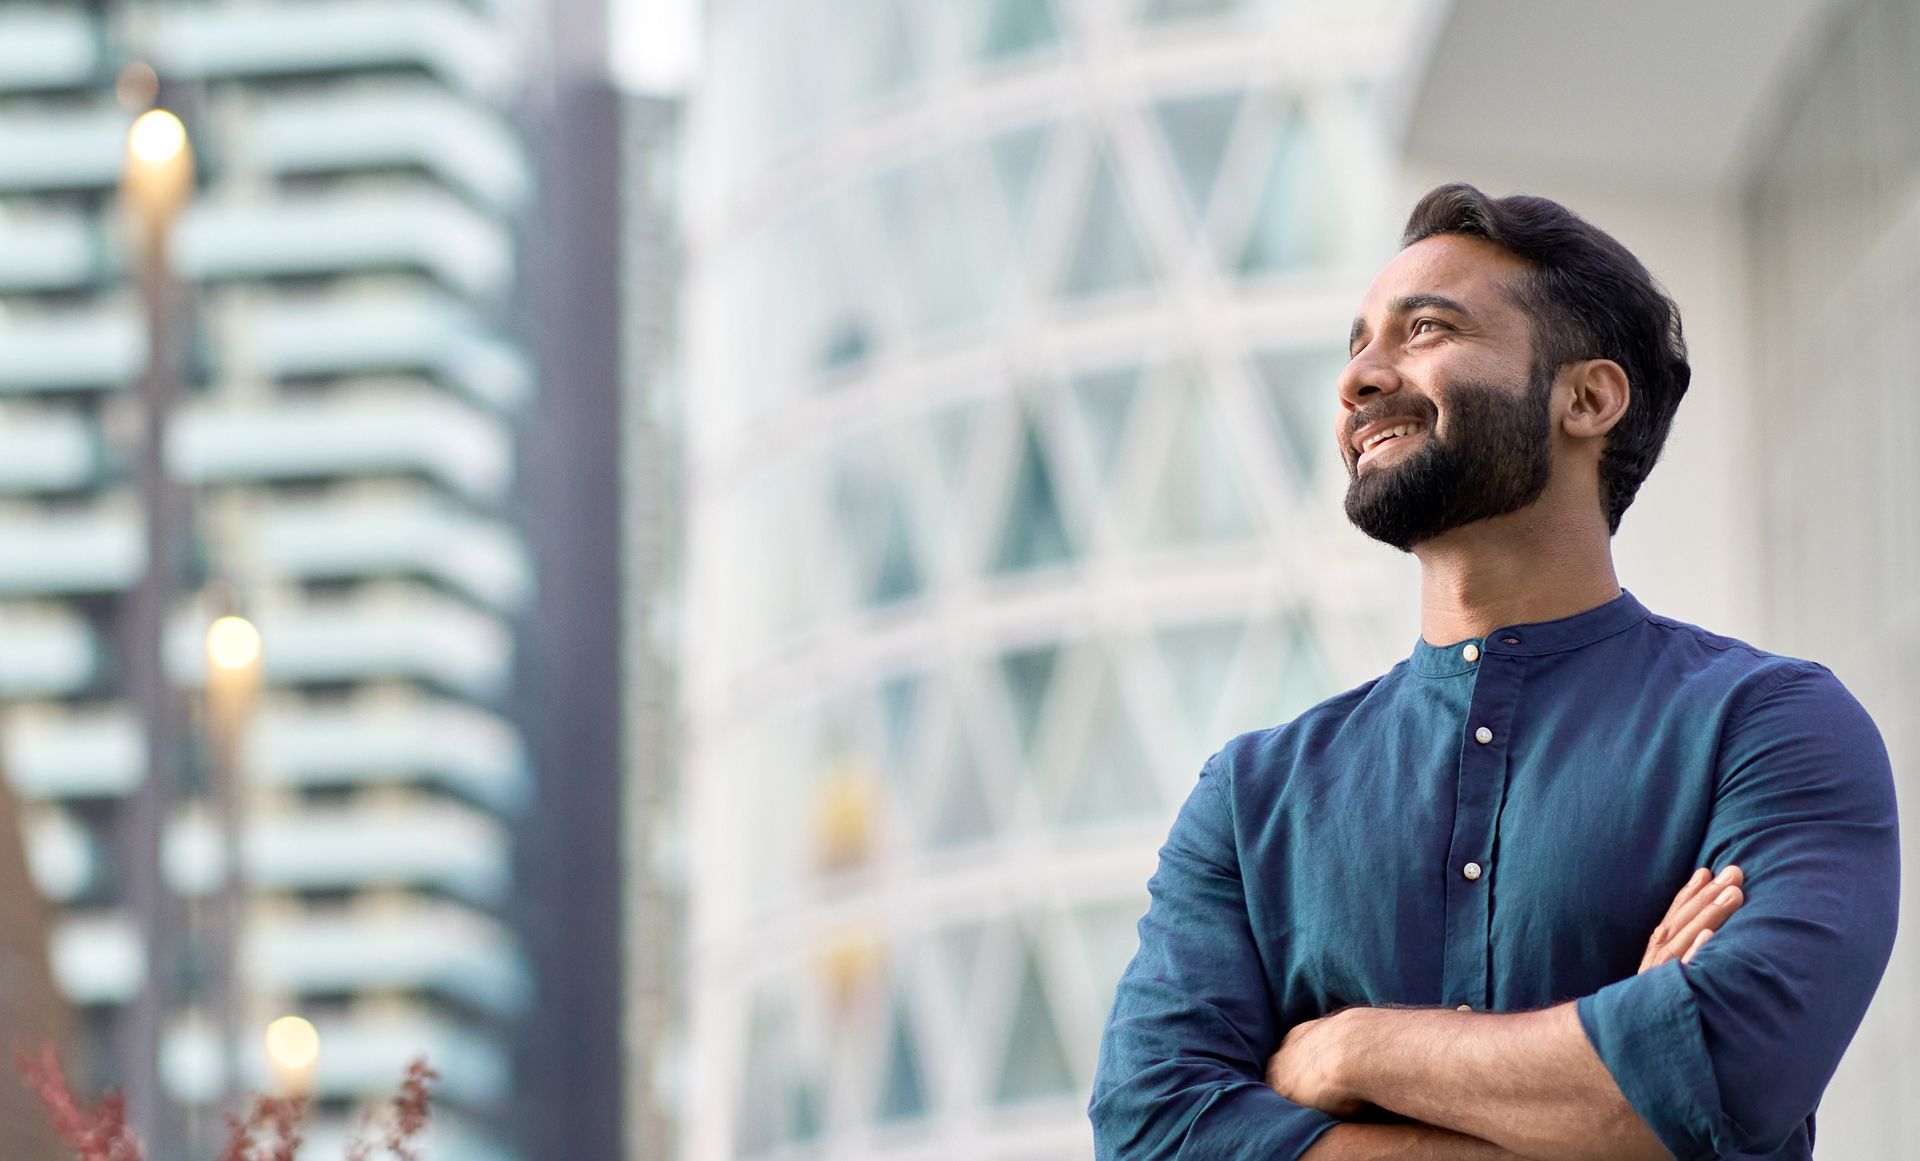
[[1561, 359, 1630, 440]]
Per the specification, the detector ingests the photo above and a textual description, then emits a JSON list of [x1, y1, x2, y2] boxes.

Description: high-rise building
[[676, 2, 1420, 1156], [0, 3, 621, 1158], [1397, 0, 1920, 1154]]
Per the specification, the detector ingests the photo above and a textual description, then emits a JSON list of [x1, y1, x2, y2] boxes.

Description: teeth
[[1361, 423, 1420, 453]]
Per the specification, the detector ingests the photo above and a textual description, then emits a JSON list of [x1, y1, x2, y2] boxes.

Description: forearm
[[1303, 1123, 1526, 1160], [1337, 1005, 1667, 1161]]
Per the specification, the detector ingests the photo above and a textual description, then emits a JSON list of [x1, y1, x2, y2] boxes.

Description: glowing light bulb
[[263, 1015, 319, 1073], [128, 109, 187, 166], [206, 615, 262, 671]]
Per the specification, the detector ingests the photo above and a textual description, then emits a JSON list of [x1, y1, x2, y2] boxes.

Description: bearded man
[[1088, 184, 1899, 1161]]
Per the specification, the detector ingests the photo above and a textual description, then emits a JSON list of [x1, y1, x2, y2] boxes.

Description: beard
[[1342, 369, 1555, 552]]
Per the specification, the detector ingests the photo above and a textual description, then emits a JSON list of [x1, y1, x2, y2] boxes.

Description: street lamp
[[204, 613, 261, 1116], [117, 95, 197, 1156], [263, 1015, 319, 1098]]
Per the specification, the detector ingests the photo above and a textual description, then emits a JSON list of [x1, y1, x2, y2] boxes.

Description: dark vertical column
[[513, 69, 628, 1161]]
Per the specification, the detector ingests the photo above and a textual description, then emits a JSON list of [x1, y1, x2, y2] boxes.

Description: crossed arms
[[1267, 868, 1741, 1161], [1089, 669, 1899, 1161]]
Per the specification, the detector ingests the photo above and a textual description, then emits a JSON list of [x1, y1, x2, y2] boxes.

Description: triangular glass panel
[[1058, 148, 1156, 300], [1139, 388, 1259, 549], [929, 401, 978, 495], [1057, 669, 1163, 826], [991, 417, 1075, 573], [928, 729, 996, 847], [872, 491, 922, 604], [1070, 900, 1147, 1012], [859, 0, 923, 102], [1069, 364, 1144, 487], [1151, 91, 1243, 222], [786, 1078, 823, 1144], [1240, 614, 1331, 727], [736, 997, 783, 1152], [875, 993, 929, 1121], [1155, 619, 1245, 742], [937, 921, 990, 1017], [1237, 102, 1334, 276], [990, 122, 1054, 238], [998, 644, 1059, 756], [1252, 348, 1345, 488], [992, 939, 1077, 1103], [878, 674, 921, 776], [981, 0, 1064, 61]]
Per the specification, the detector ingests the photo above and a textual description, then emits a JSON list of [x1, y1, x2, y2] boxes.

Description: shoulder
[[1206, 668, 1395, 789], [1636, 612, 1840, 705]]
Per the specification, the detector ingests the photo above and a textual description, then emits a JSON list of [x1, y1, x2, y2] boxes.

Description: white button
[[1462, 643, 1480, 663], [1463, 862, 1483, 880], [1456, 1004, 1472, 1011], [1474, 726, 1493, 744]]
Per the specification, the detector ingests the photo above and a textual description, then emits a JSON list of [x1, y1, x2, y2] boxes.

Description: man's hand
[[1265, 1009, 1367, 1118], [1639, 864, 1743, 973]]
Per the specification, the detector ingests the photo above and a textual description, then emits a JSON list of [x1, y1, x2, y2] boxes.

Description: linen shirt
[[1090, 591, 1899, 1161]]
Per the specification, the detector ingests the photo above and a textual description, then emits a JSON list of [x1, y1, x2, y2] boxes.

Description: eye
[[1410, 317, 1446, 338]]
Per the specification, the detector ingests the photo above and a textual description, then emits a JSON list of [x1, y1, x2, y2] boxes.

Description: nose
[[1337, 342, 1402, 412]]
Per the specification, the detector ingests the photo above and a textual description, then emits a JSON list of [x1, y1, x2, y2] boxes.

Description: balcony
[[165, 589, 514, 698], [176, 187, 513, 299], [250, 292, 531, 411], [0, 9, 103, 94], [0, 410, 105, 492], [0, 506, 141, 596], [0, 105, 125, 193], [253, 85, 530, 213], [244, 901, 530, 1016], [0, 308, 144, 393], [251, 698, 529, 814], [151, 1, 514, 102], [251, 493, 531, 611], [169, 391, 511, 501], [0, 603, 97, 696], [166, 799, 515, 906], [0, 210, 105, 292], [49, 912, 144, 1005], [3, 708, 142, 799]]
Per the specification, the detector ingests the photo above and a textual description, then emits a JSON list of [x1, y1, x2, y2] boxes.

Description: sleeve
[[1088, 750, 1340, 1160], [1576, 664, 1901, 1160]]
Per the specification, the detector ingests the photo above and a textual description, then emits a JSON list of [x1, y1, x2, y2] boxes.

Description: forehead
[[1356, 233, 1532, 321]]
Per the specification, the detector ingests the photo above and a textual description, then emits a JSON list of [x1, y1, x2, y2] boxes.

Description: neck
[[1411, 503, 1621, 645]]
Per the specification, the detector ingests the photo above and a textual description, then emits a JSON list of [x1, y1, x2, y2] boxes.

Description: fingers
[[1640, 865, 1745, 973], [1681, 928, 1713, 965]]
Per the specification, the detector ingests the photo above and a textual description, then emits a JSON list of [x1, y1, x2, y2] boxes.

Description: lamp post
[[204, 613, 261, 1119], [117, 100, 195, 1156]]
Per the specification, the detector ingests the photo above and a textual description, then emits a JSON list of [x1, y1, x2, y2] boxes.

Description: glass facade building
[[678, 2, 1418, 1156]]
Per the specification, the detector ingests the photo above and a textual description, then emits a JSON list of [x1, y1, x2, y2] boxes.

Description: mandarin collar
[[1409, 590, 1651, 677]]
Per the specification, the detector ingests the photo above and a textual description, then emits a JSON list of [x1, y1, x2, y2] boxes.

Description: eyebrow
[[1349, 293, 1475, 355]]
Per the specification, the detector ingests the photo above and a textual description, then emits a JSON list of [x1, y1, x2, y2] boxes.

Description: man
[[1088, 184, 1899, 1161]]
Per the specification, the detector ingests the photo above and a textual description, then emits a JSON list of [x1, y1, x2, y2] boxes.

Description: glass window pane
[[1058, 149, 1156, 299], [1151, 91, 1243, 222], [991, 417, 1075, 572]]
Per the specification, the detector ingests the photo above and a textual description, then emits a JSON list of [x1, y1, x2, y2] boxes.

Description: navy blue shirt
[[1090, 592, 1898, 1160]]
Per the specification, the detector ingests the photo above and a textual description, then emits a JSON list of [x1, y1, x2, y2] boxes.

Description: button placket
[[1441, 643, 1523, 1012]]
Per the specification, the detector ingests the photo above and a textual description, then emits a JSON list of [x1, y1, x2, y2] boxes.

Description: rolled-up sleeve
[[1089, 753, 1337, 1160], [1577, 664, 1900, 1160]]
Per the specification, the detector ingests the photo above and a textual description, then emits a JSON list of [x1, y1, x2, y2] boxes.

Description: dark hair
[[1401, 183, 1690, 534]]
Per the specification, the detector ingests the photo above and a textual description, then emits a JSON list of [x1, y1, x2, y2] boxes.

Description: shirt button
[[1462, 643, 1480, 663], [1474, 726, 1493, 744], [1456, 1004, 1473, 1011], [1463, 862, 1483, 880]]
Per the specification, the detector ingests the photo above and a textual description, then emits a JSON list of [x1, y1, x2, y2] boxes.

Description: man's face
[[1336, 234, 1557, 552]]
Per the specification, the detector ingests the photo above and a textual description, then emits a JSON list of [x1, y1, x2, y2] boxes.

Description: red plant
[[20, 1046, 436, 1161], [16, 1045, 142, 1161]]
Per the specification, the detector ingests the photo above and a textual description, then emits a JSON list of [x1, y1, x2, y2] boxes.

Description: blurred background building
[[0, 1, 627, 1158], [667, 0, 1919, 1158]]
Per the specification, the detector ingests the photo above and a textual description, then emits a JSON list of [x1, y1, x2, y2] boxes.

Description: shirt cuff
[[1193, 1082, 1341, 1161], [1576, 963, 1723, 1161]]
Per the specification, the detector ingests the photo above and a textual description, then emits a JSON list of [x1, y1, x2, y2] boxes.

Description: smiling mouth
[[1356, 422, 1427, 463]]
